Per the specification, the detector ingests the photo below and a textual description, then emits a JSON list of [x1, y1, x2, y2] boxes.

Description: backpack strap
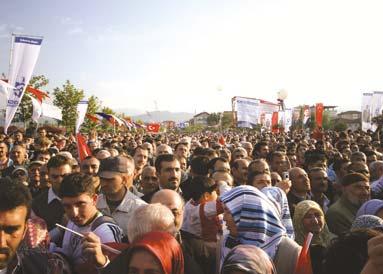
[[91, 215, 118, 231]]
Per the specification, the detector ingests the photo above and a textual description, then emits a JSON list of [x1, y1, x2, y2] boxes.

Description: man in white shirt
[[97, 156, 146, 237]]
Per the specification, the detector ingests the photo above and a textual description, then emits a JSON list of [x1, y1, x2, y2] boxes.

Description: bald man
[[287, 167, 311, 216]]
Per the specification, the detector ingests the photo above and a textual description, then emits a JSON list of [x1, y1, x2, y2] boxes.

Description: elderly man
[[96, 156, 146, 237], [140, 166, 159, 196], [287, 167, 311, 216], [156, 144, 173, 156], [231, 158, 249, 186], [2, 144, 28, 178], [326, 172, 371, 236]]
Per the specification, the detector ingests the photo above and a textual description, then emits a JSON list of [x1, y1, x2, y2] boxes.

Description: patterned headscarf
[[293, 200, 333, 247], [356, 199, 383, 217], [220, 185, 287, 259], [221, 244, 276, 274], [261, 186, 295, 239], [351, 215, 383, 231]]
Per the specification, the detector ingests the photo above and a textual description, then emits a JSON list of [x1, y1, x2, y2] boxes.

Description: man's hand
[[82, 232, 108, 268], [367, 234, 383, 273], [276, 179, 291, 194]]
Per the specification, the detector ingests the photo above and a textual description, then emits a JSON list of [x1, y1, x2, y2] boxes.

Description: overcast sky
[[1, 0, 383, 114]]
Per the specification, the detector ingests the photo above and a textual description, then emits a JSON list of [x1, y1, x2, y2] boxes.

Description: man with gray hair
[[96, 156, 146, 237]]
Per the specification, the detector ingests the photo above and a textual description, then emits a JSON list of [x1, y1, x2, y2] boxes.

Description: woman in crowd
[[219, 185, 301, 274], [293, 200, 334, 274], [221, 245, 276, 274], [103, 231, 184, 274]]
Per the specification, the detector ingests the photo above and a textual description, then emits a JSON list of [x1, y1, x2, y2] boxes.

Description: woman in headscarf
[[102, 231, 184, 274], [221, 245, 276, 274], [261, 186, 295, 239], [293, 200, 334, 274], [356, 199, 383, 218], [219, 185, 301, 274]]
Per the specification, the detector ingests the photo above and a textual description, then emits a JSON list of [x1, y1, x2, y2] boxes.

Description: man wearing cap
[[326, 172, 371, 236], [96, 155, 146, 237]]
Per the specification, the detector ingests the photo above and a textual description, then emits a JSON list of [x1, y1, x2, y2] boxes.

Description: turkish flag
[[26, 86, 49, 103], [219, 135, 226, 146], [294, 233, 313, 274], [76, 133, 92, 161], [315, 103, 324, 128], [146, 123, 160, 133]]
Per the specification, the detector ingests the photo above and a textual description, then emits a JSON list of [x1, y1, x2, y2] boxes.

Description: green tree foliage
[[207, 113, 221, 126], [16, 75, 49, 124], [81, 95, 101, 132], [333, 121, 348, 132], [221, 112, 234, 129], [53, 80, 84, 132]]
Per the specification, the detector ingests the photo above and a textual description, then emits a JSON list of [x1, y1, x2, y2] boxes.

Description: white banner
[[26, 94, 42, 122], [75, 100, 88, 133], [41, 103, 62, 120], [284, 109, 293, 132], [235, 97, 260, 128], [4, 35, 43, 133], [361, 92, 373, 132]]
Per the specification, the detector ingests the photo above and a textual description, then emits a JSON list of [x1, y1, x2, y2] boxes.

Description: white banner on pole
[[361, 93, 373, 132], [75, 100, 88, 133], [235, 97, 261, 128], [41, 103, 62, 120], [4, 35, 43, 133], [284, 109, 292, 132]]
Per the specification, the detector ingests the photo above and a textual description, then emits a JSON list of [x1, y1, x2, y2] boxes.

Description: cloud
[[0, 24, 24, 39], [67, 27, 83, 35], [60, 17, 82, 26]]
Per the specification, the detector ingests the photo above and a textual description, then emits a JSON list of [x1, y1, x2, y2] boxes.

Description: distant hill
[[131, 111, 194, 123]]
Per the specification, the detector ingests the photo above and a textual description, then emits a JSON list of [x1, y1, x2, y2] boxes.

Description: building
[[334, 111, 361, 131], [192, 112, 209, 126]]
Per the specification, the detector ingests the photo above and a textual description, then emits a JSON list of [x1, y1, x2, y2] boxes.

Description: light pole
[[277, 89, 288, 111]]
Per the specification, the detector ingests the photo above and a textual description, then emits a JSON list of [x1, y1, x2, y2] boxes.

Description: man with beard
[[326, 173, 370, 236], [80, 156, 101, 194], [0, 179, 71, 274]]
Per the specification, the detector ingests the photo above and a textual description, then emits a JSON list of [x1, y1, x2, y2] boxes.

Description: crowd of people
[[0, 126, 383, 274]]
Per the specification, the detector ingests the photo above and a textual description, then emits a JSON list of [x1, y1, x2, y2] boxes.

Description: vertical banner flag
[[271, 112, 279, 133], [278, 111, 285, 130], [284, 109, 293, 132], [75, 100, 88, 133], [362, 93, 373, 131], [4, 35, 43, 133], [302, 105, 310, 128], [315, 103, 324, 128], [371, 91, 383, 131], [264, 113, 273, 131]]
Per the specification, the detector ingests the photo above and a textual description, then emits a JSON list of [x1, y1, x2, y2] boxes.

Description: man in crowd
[[287, 167, 311, 216], [231, 158, 249, 186], [32, 155, 72, 231], [0, 179, 71, 273], [55, 173, 122, 272], [308, 167, 331, 212], [96, 155, 146, 237], [326, 172, 371, 236], [0, 142, 11, 173], [2, 144, 28, 178]]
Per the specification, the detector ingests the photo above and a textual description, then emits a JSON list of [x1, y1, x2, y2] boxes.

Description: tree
[[81, 95, 101, 132], [53, 80, 84, 132], [207, 113, 221, 126], [15, 75, 49, 124], [221, 112, 234, 129]]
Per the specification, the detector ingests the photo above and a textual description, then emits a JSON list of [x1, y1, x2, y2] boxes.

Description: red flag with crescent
[[146, 123, 160, 133]]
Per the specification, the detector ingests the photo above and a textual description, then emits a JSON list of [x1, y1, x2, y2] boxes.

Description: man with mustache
[[141, 154, 182, 202], [0, 179, 70, 273], [308, 167, 331, 212]]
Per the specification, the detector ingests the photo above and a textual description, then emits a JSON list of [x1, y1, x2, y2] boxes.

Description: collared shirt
[[97, 188, 146, 236], [47, 187, 61, 204], [309, 192, 330, 213]]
